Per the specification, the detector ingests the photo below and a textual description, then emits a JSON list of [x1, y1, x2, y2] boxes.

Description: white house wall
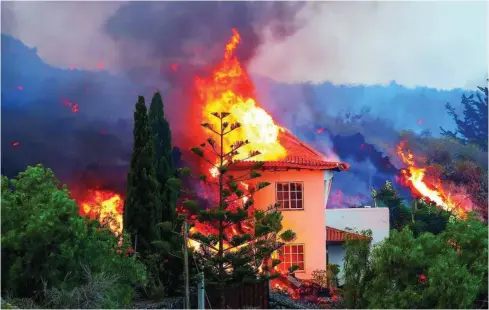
[[325, 208, 390, 245], [325, 208, 390, 285]]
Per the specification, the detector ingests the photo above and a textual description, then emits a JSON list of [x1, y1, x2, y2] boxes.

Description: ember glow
[[195, 28, 286, 163], [77, 189, 124, 236], [62, 99, 79, 113], [396, 140, 469, 218]]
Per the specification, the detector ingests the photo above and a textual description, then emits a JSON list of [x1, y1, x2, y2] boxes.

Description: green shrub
[[1, 164, 147, 308]]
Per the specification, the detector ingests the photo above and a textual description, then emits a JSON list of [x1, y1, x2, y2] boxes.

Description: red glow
[[17, 85, 23, 91], [11, 141, 20, 147], [417, 119, 424, 125], [69, 66, 75, 71], [316, 128, 325, 134], [329, 190, 367, 208], [170, 63, 179, 72], [97, 62, 104, 70], [62, 99, 79, 113]]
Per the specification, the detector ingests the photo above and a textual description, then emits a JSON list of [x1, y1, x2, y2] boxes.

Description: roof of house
[[326, 226, 372, 242], [231, 129, 350, 171]]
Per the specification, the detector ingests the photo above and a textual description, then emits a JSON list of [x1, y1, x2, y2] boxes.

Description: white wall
[[326, 208, 390, 245], [325, 208, 390, 285]]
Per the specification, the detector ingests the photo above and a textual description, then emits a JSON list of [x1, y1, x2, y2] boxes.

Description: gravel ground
[[269, 292, 323, 309]]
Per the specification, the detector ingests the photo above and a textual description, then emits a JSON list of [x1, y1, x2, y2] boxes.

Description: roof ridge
[[281, 128, 327, 159]]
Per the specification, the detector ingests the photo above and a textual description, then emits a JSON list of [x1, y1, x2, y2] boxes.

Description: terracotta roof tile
[[231, 130, 350, 171], [326, 226, 372, 242]]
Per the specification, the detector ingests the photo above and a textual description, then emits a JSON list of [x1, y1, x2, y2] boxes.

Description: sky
[[2, 1, 487, 90]]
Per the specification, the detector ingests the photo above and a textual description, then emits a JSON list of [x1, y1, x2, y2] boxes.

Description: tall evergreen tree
[[372, 181, 411, 231], [441, 85, 488, 150], [124, 96, 161, 255], [183, 112, 295, 308], [148, 91, 184, 295], [149, 91, 175, 221]]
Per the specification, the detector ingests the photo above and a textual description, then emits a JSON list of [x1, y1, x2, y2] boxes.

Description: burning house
[[229, 130, 349, 278], [189, 28, 350, 280]]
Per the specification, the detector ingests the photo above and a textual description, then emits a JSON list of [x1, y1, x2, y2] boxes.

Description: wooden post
[[183, 222, 190, 309]]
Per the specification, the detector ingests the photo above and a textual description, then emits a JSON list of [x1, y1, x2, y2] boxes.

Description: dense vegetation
[[1, 82, 487, 309], [1, 165, 146, 308], [343, 182, 488, 309]]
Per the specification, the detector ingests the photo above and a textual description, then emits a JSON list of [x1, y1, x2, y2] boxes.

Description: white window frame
[[275, 181, 304, 210], [279, 243, 305, 272]]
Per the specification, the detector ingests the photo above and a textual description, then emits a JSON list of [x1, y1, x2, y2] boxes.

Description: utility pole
[[183, 221, 190, 309], [197, 272, 205, 309]]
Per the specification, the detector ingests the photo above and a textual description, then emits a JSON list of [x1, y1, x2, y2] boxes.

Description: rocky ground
[[269, 292, 323, 309]]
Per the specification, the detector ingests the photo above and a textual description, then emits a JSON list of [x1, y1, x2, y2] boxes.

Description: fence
[[205, 281, 269, 309]]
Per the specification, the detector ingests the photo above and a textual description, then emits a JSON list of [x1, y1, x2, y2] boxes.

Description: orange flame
[[396, 140, 468, 218], [195, 28, 286, 164], [77, 189, 124, 236]]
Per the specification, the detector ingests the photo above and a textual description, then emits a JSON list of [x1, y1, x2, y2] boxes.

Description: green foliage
[[342, 215, 488, 309], [409, 199, 450, 236], [373, 181, 412, 230], [148, 91, 184, 296], [342, 230, 372, 309], [326, 263, 340, 287], [1, 164, 146, 307], [184, 112, 294, 308], [441, 85, 488, 150], [124, 95, 161, 255]]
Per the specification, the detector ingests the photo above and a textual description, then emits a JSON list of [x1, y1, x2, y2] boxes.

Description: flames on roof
[[231, 129, 350, 171]]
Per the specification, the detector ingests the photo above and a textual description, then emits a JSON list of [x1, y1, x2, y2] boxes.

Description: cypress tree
[[149, 91, 175, 221], [148, 91, 184, 295], [124, 96, 160, 255]]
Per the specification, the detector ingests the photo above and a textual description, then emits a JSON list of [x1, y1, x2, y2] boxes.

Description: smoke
[[1, 1, 306, 192], [249, 1, 488, 90], [2, 1, 485, 209], [100, 1, 307, 150]]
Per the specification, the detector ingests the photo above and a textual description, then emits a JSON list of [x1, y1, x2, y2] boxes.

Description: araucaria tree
[[124, 96, 161, 256], [184, 112, 295, 308]]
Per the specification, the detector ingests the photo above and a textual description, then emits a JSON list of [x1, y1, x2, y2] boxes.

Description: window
[[276, 182, 303, 210], [278, 244, 305, 272]]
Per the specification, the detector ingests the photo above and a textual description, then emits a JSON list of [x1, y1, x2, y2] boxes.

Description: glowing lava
[[77, 189, 124, 236], [195, 28, 286, 164], [396, 140, 468, 218]]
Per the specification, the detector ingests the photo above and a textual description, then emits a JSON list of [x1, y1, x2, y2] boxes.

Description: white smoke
[[249, 1, 488, 90]]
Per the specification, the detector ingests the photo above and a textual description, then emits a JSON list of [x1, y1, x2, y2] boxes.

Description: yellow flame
[[195, 28, 286, 163]]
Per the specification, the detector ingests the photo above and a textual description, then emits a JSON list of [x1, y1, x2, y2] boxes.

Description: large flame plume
[[77, 189, 124, 236], [396, 140, 471, 218], [195, 28, 287, 164]]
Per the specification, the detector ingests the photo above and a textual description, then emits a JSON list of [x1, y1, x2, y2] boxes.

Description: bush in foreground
[[1, 164, 147, 308]]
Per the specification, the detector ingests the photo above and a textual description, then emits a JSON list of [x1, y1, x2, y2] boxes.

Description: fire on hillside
[[396, 140, 473, 218]]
